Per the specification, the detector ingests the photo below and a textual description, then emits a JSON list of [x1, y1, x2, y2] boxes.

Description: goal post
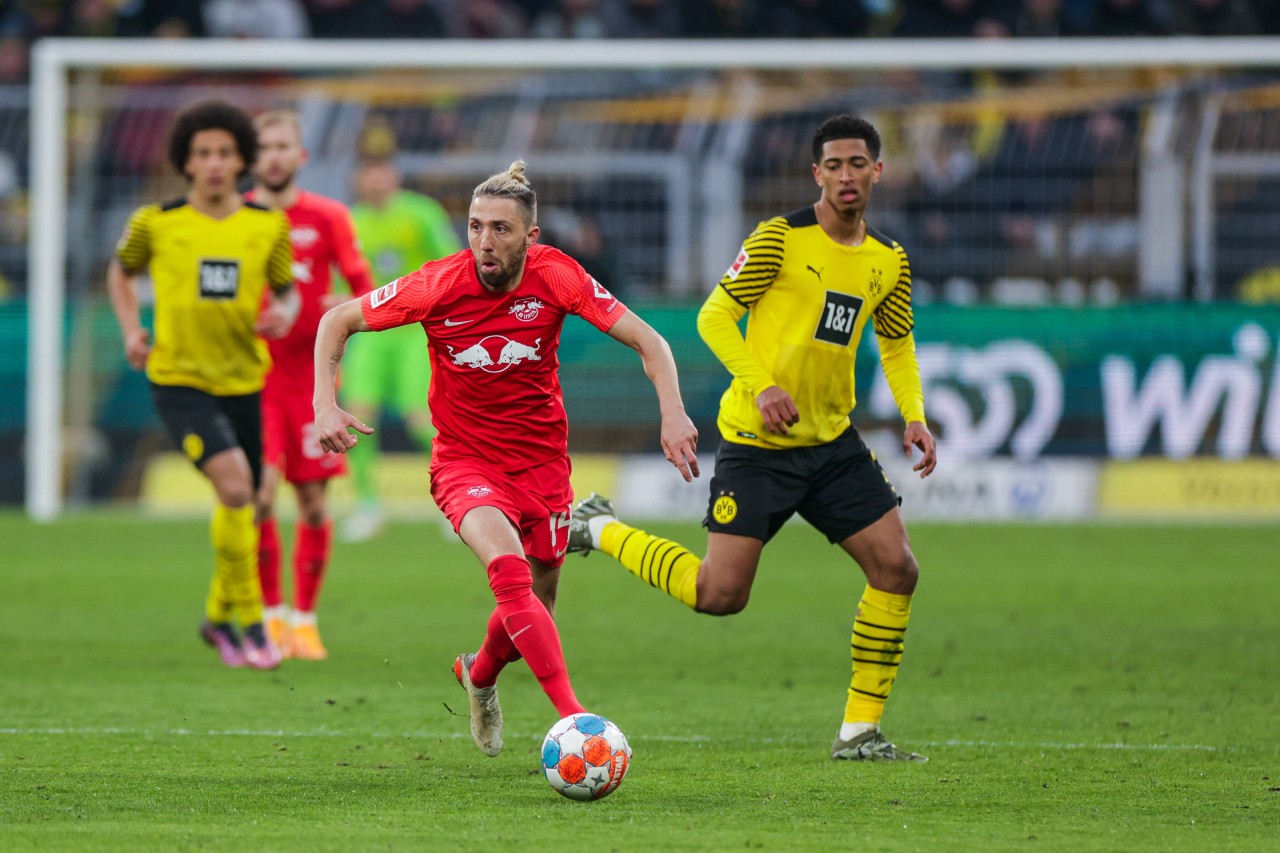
[[25, 36, 1280, 520]]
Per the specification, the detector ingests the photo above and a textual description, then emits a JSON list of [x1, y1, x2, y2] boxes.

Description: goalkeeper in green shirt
[[340, 154, 461, 542]]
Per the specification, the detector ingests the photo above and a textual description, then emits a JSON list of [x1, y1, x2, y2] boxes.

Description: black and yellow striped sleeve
[[873, 241, 925, 424], [115, 204, 156, 274], [718, 217, 787, 307], [266, 210, 293, 291], [871, 242, 914, 339]]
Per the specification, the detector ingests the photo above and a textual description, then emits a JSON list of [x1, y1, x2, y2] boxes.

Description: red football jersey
[[249, 189, 374, 391], [360, 243, 626, 470]]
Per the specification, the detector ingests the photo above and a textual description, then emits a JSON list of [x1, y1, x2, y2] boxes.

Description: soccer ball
[[540, 713, 631, 801]]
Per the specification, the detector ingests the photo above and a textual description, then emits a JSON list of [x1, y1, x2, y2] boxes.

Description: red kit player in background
[[249, 110, 375, 660], [313, 160, 700, 758]]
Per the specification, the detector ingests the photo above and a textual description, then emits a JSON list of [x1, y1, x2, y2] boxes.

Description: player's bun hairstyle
[[473, 159, 537, 226], [168, 99, 258, 180], [812, 114, 882, 163]]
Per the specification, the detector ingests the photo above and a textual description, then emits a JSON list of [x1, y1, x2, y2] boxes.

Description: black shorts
[[151, 383, 263, 488], [704, 427, 901, 545]]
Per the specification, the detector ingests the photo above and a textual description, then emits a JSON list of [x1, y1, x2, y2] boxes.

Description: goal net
[[23, 38, 1280, 518]]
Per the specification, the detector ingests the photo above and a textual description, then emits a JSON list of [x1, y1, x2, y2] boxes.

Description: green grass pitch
[[1, 511, 1276, 851]]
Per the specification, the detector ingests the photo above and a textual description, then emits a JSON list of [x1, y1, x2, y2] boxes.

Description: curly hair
[[473, 159, 537, 226], [811, 114, 882, 163], [167, 99, 258, 180]]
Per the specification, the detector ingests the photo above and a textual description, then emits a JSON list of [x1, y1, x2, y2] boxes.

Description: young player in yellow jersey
[[107, 100, 300, 671], [569, 114, 938, 761]]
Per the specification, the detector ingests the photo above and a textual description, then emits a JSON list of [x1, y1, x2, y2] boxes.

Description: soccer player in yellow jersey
[[569, 114, 938, 761], [107, 100, 300, 671]]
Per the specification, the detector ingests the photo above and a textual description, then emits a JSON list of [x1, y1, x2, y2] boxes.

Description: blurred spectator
[[12, 0, 67, 40], [1058, 0, 1096, 31], [601, 0, 682, 38], [115, 0, 204, 38], [304, 0, 366, 37], [204, 0, 310, 39], [0, 150, 23, 299], [0, 30, 27, 83], [531, 0, 607, 38], [541, 207, 623, 293], [1009, 0, 1082, 36], [383, 0, 447, 37], [680, 0, 767, 38], [508, 0, 553, 21], [893, 0, 1010, 37], [1239, 266, 1280, 302], [305, 0, 445, 38], [914, 120, 980, 199], [441, 0, 527, 38], [1088, 0, 1167, 35], [902, 117, 1001, 289], [753, 0, 870, 37], [67, 0, 116, 37], [1065, 108, 1138, 274], [1168, 0, 1260, 35]]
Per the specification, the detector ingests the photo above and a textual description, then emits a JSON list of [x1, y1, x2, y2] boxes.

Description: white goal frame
[[26, 36, 1280, 519]]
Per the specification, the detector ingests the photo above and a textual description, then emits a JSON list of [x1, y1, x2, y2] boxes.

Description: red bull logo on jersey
[[292, 258, 313, 284], [447, 335, 542, 373], [290, 225, 319, 248], [508, 297, 545, 322]]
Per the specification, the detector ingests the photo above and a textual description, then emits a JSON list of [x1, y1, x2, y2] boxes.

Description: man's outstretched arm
[[605, 310, 700, 482], [313, 299, 375, 454]]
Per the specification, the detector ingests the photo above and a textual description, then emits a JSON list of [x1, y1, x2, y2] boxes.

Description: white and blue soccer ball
[[541, 713, 631, 801]]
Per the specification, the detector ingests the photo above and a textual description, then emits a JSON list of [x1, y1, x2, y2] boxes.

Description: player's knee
[[695, 587, 750, 616], [218, 484, 255, 509], [881, 550, 920, 594], [300, 504, 327, 528], [486, 554, 533, 603], [535, 586, 558, 614]]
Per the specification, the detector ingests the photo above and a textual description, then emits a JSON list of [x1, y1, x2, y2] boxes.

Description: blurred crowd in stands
[[0, 0, 1276, 304], [0, 0, 1277, 84]]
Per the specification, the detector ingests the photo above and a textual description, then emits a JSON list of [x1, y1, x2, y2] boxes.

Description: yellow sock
[[210, 503, 263, 627], [600, 521, 700, 609], [204, 572, 233, 624], [844, 585, 913, 726]]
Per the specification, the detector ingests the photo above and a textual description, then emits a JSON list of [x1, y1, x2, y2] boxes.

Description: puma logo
[[806, 265, 824, 282]]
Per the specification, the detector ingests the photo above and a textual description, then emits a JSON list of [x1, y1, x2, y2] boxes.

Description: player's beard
[[476, 247, 527, 291], [260, 169, 296, 194]]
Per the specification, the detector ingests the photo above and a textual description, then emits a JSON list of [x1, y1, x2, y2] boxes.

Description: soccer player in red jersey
[[248, 109, 375, 661], [313, 160, 700, 757]]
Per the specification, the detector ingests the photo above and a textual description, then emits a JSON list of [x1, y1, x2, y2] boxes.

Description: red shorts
[[262, 384, 347, 484], [430, 455, 573, 569]]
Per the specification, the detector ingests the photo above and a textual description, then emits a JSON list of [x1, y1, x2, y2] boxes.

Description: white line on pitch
[[0, 727, 1231, 752], [922, 739, 1224, 752]]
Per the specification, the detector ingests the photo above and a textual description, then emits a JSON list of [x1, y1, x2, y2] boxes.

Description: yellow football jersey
[[117, 199, 293, 396], [698, 206, 924, 449]]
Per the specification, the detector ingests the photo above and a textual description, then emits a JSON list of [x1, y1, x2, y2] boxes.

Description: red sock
[[258, 516, 282, 608], [470, 607, 523, 688], [485, 554, 584, 717], [293, 520, 332, 613]]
